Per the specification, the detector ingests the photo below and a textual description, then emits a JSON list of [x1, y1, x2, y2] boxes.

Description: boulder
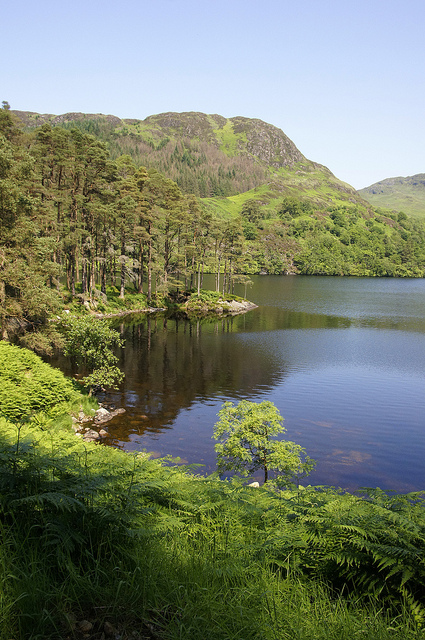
[[83, 429, 100, 442], [95, 407, 126, 424], [95, 407, 110, 419]]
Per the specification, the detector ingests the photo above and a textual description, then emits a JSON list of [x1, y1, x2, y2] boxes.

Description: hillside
[[13, 109, 366, 210], [359, 173, 425, 218]]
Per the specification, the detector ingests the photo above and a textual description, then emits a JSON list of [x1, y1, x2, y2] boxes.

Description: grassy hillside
[[203, 161, 364, 219], [359, 174, 425, 219]]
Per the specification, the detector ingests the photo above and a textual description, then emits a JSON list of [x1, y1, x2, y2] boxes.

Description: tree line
[[0, 105, 250, 340], [2, 101, 425, 347]]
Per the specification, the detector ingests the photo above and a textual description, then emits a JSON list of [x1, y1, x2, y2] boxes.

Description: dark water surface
[[76, 277, 425, 491]]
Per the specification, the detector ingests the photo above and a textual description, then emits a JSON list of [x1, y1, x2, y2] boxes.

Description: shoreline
[[89, 299, 258, 320]]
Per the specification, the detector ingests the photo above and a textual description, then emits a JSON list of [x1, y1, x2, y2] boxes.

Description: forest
[[2, 102, 425, 353]]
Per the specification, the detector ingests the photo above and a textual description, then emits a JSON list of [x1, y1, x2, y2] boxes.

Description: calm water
[[80, 277, 425, 491]]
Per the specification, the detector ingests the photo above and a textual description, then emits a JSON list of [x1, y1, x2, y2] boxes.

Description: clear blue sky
[[3, 0, 424, 189]]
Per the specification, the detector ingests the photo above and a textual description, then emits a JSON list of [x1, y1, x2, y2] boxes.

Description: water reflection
[[52, 275, 425, 492], [104, 312, 289, 443]]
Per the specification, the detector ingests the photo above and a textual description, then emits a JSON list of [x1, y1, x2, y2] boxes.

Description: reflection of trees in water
[[103, 305, 362, 443], [104, 313, 286, 442]]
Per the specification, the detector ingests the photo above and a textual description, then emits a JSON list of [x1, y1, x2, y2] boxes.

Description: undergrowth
[[62, 285, 150, 315], [185, 289, 245, 314], [1, 346, 425, 639], [1, 415, 425, 639]]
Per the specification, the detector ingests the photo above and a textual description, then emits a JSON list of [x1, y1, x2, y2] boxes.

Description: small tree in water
[[213, 400, 314, 486]]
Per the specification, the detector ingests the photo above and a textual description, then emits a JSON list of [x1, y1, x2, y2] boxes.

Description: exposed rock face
[[137, 111, 305, 168], [142, 111, 221, 143], [229, 116, 305, 167]]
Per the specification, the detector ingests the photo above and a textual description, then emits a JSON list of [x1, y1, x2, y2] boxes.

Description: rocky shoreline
[[72, 405, 126, 442]]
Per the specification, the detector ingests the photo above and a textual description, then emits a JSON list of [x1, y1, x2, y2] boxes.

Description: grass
[[213, 120, 248, 157], [61, 285, 252, 319], [2, 423, 425, 639], [201, 162, 369, 221], [360, 190, 425, 219], [358, 174, 425, 219], [62, 284, 150, 315]]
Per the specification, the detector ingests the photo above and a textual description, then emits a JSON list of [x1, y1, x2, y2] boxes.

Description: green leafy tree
[[60, 316, 124, 394], [0, 114, 61, 346], [213, 400, 314, 485], [241, 198, 262, 224], [277, 196, 313, 219]]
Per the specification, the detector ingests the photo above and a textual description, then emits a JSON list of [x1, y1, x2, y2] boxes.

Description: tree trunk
[[138, 245, 144, 293], [197, 262, 201, 295], [147, 229, 152, 302]]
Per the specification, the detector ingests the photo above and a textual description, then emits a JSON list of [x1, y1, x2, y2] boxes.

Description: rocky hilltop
[[12, 108, 362, 206], [13, 109, 305, 168], [137, 111, 306, 168], [12, 110, 122, 128]]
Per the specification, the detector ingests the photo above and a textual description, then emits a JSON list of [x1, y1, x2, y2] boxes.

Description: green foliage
[[278, 195, 314, 218], [184, 289, 244, 314], [0, 342, 75, 422], [60, 315, 124, 392], [242, 219, 258, 240], [2, 107, 425, 353], [94, 286, 148, 313], [0, 114, 61, 341], [213, 400, 315, 484], [1, 404, 425, 638], [241, 198, 263, 223]]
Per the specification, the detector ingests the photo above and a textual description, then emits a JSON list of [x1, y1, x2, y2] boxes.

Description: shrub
[[0, 342, 75, 422]]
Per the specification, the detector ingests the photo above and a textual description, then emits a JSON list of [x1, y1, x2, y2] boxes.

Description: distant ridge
[[12, 109, 305, 166], [359, 173, 425, 218]]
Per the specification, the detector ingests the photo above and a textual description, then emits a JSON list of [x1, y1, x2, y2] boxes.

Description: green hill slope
[[359, 174, 425, 218], [13, 109, 366, 210]]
